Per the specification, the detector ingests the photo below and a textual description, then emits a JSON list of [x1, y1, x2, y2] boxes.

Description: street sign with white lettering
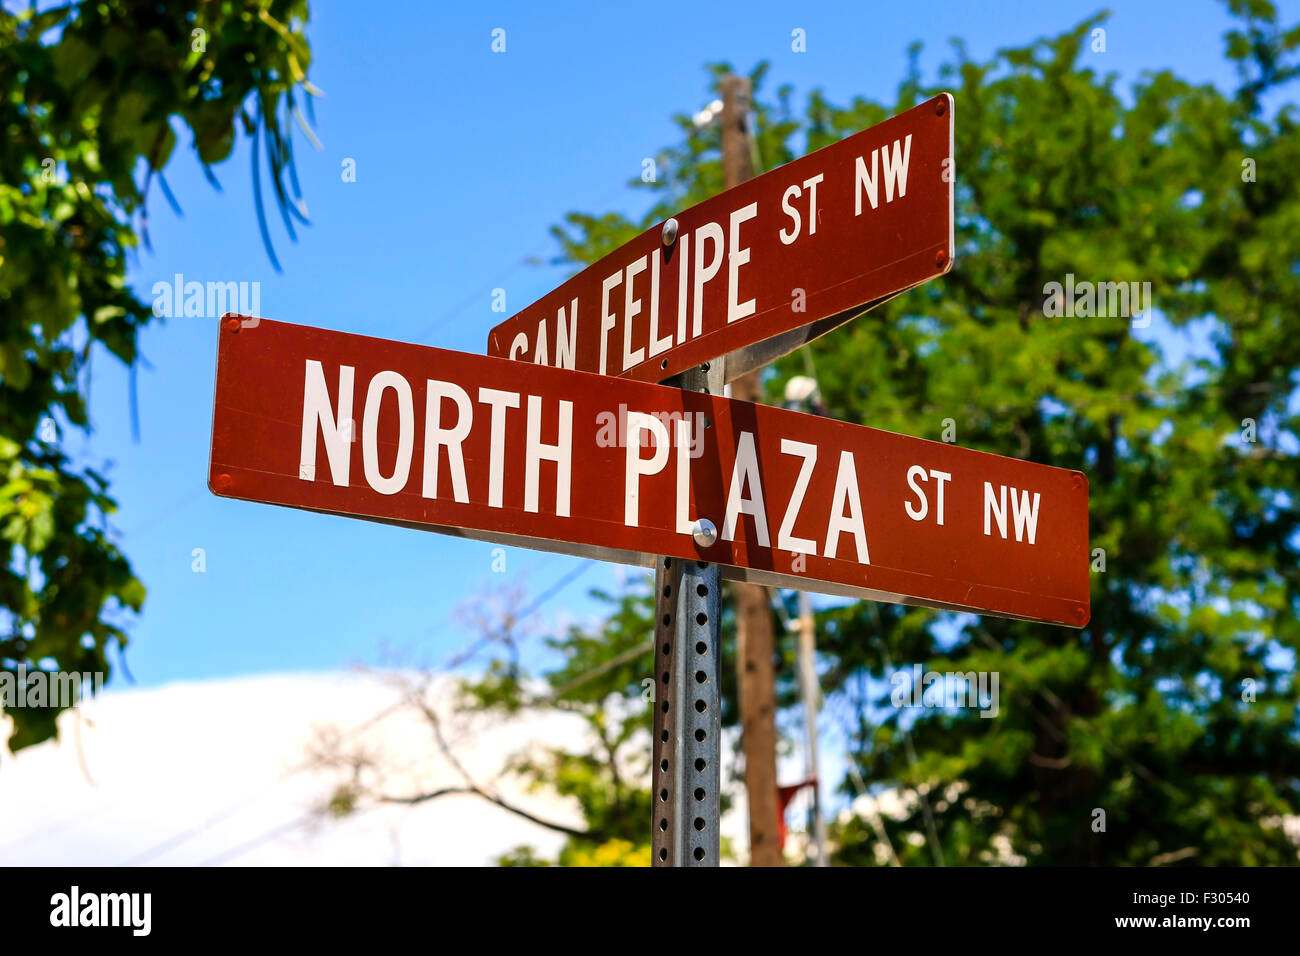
[[487, 94, 954, 384], [210, 317, 1089, 626]]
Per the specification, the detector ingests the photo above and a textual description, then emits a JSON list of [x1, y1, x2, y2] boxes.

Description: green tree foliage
[[489, 3, 1300, 864], [0, 1, 316, 750], [472, 581, 687, 867]]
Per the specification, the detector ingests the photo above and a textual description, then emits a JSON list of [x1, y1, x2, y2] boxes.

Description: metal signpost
[[208, 94, 1091, 867], [651, 359, 724, 866], [489, 94, 956, 864]]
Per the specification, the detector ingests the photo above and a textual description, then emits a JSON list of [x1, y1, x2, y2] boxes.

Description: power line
[[411, 180, 645, 346], [136, 560, 597, 866], [442, 559, 594, 671], [121, 686, 420, 865], [208, 627, 654, 865], [519, 561, 592, 619], [195, 810, 320, 867]]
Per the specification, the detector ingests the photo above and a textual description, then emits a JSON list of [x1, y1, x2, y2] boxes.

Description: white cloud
[[0, 672, 590, 866]]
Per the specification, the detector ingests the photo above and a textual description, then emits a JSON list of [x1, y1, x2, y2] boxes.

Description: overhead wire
[[133, 560, 598, 866]]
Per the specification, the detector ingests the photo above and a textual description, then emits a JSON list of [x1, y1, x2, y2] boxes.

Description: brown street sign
[[209, 317, 1089, 627], [487, 94, 954, 384]]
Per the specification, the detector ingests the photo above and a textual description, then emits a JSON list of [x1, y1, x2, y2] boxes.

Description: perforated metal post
[[652, 361, 723, 867]]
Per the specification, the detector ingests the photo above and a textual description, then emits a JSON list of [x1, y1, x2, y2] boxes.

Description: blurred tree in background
[[0, 0, 316, 750], [469, 1, 1300, 865], [476, 582, 673, 867]]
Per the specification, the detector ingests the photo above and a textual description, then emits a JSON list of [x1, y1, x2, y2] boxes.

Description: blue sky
[[62, 0, 1291, 688]]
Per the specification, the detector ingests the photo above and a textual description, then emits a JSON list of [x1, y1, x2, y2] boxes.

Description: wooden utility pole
[[720, 73, 783, 867]]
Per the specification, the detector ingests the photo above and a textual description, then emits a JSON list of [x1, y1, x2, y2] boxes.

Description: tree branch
[[378, 786, 593, 841]]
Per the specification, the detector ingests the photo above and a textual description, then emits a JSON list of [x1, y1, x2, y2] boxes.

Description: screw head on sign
[[662, 218, 679, 246], [935, 97, 947, 116], [692, 518, 718, 548], [935, 250, 948, 269], [213, 473, 232, 493], [224, 316, 241, 334]]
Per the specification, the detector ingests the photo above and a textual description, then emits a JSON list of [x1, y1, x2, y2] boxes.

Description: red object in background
[[208, 316, 1089, 626], [488, 95, 955, 385], [777, 778, 818, 850]]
